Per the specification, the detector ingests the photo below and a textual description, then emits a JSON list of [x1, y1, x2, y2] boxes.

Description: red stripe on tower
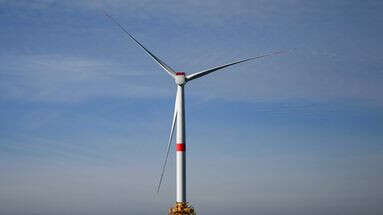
[[176, 143, 185, 151], [176, 72, 185, 76]]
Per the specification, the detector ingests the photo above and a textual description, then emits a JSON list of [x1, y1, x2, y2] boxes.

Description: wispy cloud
[[1, 49, 382, 106], [0, 54, 174, 102]]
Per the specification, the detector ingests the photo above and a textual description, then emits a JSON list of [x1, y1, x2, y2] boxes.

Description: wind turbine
[[105, 13, 283, 215]]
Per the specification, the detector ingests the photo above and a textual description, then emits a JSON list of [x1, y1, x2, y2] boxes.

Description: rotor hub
[[175, 72, 186, 85]]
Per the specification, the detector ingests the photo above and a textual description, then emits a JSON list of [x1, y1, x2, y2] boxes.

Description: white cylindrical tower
[[175, 83, 186, 203]]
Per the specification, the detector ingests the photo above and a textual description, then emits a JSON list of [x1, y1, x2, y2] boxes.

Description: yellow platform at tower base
[[168, 202, 196, 215]]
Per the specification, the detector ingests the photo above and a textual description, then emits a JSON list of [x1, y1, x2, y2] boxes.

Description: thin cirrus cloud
[[0, 54, 174, 102], [1, 52, 382, 106]]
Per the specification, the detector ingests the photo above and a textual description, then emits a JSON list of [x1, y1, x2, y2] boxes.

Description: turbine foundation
[[168, 202, 196, 215]]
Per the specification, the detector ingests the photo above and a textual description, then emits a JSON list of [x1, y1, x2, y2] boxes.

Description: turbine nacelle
[[175, 72, 186, 85]]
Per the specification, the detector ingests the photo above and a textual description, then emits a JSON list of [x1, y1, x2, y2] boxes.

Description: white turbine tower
[[105, 13, 283, 215]]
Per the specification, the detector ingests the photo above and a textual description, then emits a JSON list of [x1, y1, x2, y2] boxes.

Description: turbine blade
[[104, 12, 176, 78], [186, 51, 286, 81], [156, 95, 178, 193]]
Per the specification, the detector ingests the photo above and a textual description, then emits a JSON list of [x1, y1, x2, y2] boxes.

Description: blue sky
[[0, 0, 382, 214]]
